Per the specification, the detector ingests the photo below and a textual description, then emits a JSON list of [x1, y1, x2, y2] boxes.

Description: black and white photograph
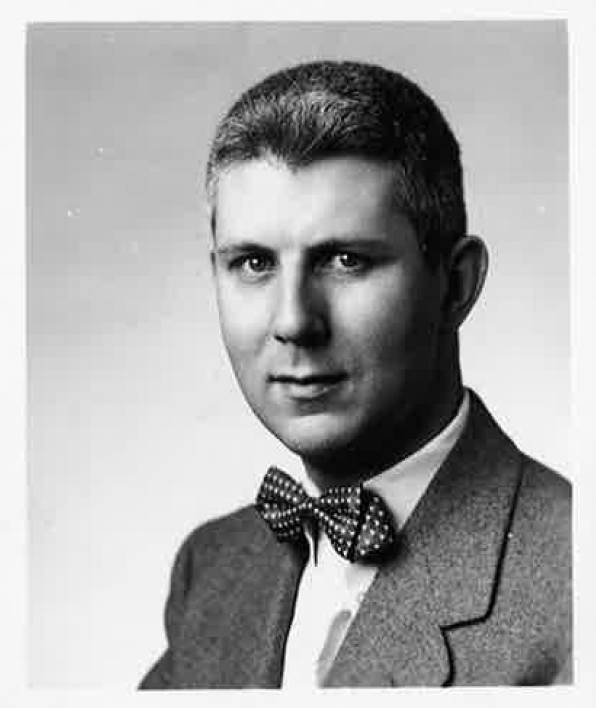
[[22, 17, 589, 697]]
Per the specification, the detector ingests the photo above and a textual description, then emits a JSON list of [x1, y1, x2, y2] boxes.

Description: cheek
[[217, 287, 268, 366], [336, 275, 441, 368]]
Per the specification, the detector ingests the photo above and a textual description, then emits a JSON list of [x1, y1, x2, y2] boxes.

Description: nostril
[[273, 305, 327, 345], [273, 316, 328, 345]]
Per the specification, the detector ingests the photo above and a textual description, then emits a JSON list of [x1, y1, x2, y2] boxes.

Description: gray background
[[28, 21, 568, 687]]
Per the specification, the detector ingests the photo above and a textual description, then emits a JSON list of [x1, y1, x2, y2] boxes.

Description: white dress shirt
[[281, 390, 470, 688]]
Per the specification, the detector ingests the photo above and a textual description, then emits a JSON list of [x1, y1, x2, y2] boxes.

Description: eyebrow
[[213, 242, 274, 258]]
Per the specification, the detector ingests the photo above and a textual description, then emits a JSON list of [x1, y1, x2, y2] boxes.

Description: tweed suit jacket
[[140, 391, 572, 688]]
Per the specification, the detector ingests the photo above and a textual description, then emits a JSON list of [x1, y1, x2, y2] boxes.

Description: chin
[[266, 414, 363, 463]]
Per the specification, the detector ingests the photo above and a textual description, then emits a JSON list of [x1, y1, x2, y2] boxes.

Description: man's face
[[212, 156, 448, 470]]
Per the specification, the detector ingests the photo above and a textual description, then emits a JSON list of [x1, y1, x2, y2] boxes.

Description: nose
[[272, 268, 328, 346]]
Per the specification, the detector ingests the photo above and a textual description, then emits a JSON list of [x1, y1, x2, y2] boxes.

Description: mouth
[[269, 372, 347, 400]]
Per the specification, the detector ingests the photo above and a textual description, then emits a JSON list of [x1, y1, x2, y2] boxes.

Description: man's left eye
[[326, 252, 369, 272]]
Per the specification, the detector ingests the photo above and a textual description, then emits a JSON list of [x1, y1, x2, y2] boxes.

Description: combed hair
[[206, 60, 467, 266]]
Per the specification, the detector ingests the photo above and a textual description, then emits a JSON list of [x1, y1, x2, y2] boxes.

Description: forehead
[[214, 157, 402, 245]]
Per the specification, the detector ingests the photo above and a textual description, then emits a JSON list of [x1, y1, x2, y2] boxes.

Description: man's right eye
[[231, 254, 275, 280]]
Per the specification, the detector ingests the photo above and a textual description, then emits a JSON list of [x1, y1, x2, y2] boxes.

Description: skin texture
[[211, 156, 487, 489]]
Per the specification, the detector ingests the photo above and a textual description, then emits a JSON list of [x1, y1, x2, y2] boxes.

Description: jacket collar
[[324, 390, 523, 687]]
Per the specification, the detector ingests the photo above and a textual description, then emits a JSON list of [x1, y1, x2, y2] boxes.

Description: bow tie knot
[[256, 467, 397, 562]]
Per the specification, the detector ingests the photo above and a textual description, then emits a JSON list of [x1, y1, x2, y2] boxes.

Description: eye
[[324, 251, 370, 273], [232, 253, 275, 280], [336, 252, 362, 269], [243, 255, 271, 272]]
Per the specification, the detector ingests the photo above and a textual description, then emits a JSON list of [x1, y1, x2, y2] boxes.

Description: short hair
[[206, 60, 467, 267]]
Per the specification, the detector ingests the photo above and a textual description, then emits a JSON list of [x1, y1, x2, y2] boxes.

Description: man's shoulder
[[519, 454, 571, 501], [515, 453, 571, 543], [464, 389, 571, 540], [466, 390, 571, 494]]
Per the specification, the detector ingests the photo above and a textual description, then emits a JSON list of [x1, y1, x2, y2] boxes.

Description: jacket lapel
[[325, 391, 524, 687], [178, 511, 308, 688], [225, 535, 308, 687]]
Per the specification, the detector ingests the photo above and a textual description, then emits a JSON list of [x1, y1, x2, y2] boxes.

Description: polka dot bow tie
[[255, 467, 397, 562]]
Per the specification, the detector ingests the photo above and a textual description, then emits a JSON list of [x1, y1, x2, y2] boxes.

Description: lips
[[269, 372, 347, 401], [270, 373, 346, 385]]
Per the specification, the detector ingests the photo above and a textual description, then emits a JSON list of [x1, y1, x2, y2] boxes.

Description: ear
[[441, 235, 488, 330]]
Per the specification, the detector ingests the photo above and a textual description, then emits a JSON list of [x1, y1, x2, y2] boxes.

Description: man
[[140, 60, 571, 688]]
